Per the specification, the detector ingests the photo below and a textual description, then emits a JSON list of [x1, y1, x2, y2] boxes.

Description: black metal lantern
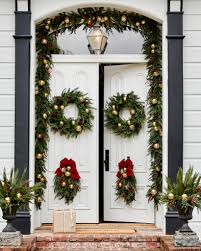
[[87, 23, 108, 55], [168, 0, 183, 12], [15, 0, 30, 12]]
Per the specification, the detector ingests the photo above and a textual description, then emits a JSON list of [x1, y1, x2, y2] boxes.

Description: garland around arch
[[35, 7, 162, 208]]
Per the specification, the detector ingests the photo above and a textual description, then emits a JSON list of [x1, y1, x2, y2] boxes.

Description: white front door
[[104, 64, 154, 223], [41, 62, 99, 223]]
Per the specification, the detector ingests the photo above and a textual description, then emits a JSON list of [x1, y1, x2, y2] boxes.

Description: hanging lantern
[[87, 23, 108, 55]]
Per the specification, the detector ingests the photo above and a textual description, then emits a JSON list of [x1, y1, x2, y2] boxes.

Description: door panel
[[104, 64, 154, 223], [41, 63, 99, 223]]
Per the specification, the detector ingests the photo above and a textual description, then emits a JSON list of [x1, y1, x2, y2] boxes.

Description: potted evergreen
[[161, 167, 201, 246], [0, 168, 41, 232]]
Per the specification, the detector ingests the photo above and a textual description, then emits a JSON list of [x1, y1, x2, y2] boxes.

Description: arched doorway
[[27, 2, 168, 233]]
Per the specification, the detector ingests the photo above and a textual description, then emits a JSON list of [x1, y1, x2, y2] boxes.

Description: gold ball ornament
[[120, 169, 124, 174], [37, 133, 43, 139], [17, 193, 22, 199], [141, 20, 146, 25], [69, 184, 74, 189], [44, 92, 49, 98], [45, 25, 49, 30], [104, 16, 108, 21], [36, 153, 43, 160], [112, 110, 118, 115], [153, 71, 160, 77], [35, 90, 39, 95], [123, 95, 127, 101], [154, 143, 160, 149], [40, 177, 45, 182], [65, 17, 70, 24], [5, 197, 11, 203], [123, 167, 127, 173], [168, 193, 174, 200], [118, 182, 122, 188], [76, 125, 82, 132], [60, 105, 65, 110], [112, 105, 116, 110], [152, 98, 158, 105], [125, 185, 129, 190], [37, 197, 43, 203], [71, 120, 76, 125], [38, 80, 45, 86], [155, 166, 161, 172], [41, 39, 47, 45], [43, 113, 47, 119], [54, 105, 58, 110], [67, 166, 71, 171], [61, 181, 66, 187], [136, 22, 140, 27], [182, 194, 188, 201], [60, 121, 64, 127], [61, 167, 66, 173], [154, 126, 159, 132], [65, 171, 71, 177], [152, 121, 157, 127], [85, 108, 90, 113], [118, 123, 122, 127], [151, 49, 155, 54], [129, 125, 134, 130], [46, 20, 51, 25], [130, 109, 135, 115], [127, 120, 131, 125], [43, 59, 48, 65], [121, 15, 127, 22], [151, 44, 155, 49], [97, 16, 102, 22], [122, 173, 128, 179], [37, 174, 42, 179], [151, 189, 157, 196], [79, 96, 84, 102]]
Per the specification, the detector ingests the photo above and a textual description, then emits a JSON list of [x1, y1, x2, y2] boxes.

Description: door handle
[[104, 150, 109, 172]]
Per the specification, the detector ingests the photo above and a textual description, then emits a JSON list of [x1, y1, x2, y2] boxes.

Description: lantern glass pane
[[17, 0, 28, 11], [101, 36, 107, 51], [87, 36, 103, 50], [170, 0, 181, 12]]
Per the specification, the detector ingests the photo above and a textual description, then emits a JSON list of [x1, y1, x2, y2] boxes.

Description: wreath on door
[[116, 157, 137, 205], [105, 91, 145, 138], [49, 88, 94, 138], [54, 157, 81, 204]]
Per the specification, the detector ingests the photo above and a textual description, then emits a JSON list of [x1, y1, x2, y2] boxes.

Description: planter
[[177, 206, 193, 233], [173, 206, 200, 247], [1, 205, 18, 232]]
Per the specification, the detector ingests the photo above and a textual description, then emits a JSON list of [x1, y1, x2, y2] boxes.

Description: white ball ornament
[[168, 193, 174, 200], [181, 194, 188, 201]]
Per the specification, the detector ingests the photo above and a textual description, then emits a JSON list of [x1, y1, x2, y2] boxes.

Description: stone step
[[34, 233, 161, 250]]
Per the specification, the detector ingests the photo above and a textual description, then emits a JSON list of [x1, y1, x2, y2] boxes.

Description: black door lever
[[104, 149, 109, 172]]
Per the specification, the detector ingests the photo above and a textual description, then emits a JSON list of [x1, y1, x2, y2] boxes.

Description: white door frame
[[30, 53, 167, 232]]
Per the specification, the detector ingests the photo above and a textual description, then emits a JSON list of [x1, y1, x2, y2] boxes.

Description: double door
[[41, 61, 154, 224]]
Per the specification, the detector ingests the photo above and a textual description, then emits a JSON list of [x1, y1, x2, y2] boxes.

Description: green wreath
[[105, 91, 145, 138], [49, 88, 94, 138]]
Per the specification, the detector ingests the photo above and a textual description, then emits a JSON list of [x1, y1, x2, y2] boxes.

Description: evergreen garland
[[116, 157, 137, 205], [35, 7, 162, 208], [105, 91, 145, 138], [49, 88, 94, 138]]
